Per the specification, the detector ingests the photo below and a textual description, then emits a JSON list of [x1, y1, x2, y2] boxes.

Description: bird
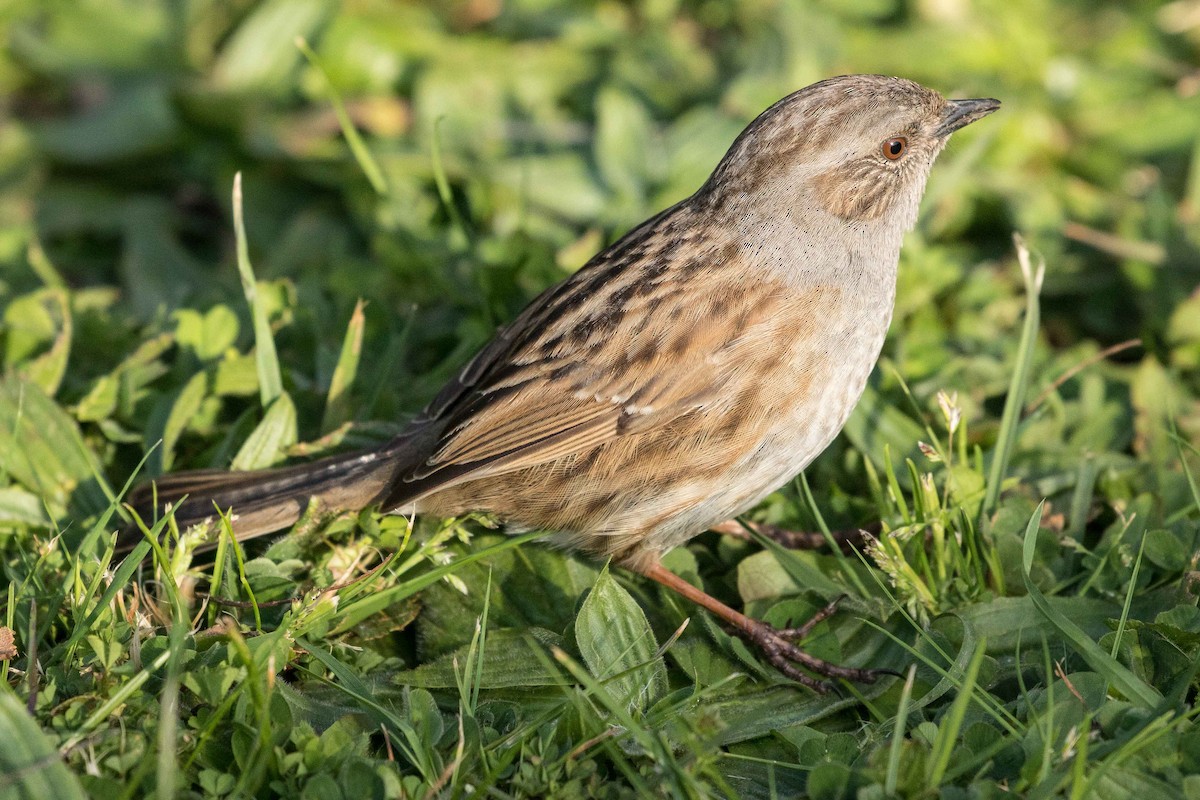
[[126, 75, 999, 691]]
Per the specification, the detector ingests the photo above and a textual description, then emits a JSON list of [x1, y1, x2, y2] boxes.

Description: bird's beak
[[935, 97, 1001, 136]]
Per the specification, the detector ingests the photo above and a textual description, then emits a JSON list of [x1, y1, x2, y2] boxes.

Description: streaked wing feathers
[[387, 218, 790, 504]]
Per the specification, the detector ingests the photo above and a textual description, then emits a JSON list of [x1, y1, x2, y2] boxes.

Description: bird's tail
[[121, 446, 405, 551]]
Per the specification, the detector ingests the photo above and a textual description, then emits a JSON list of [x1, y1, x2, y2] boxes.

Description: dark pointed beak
[[935, 97, 1001, 136]]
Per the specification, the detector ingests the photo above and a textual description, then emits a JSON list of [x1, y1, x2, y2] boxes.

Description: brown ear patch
[[813, 160, 895, 221]]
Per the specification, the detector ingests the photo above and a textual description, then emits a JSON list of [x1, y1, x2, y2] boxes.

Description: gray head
[[702, 75, 999, 245]]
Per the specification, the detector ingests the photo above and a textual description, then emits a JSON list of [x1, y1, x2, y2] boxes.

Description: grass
[[2, 0, 1200, 797]]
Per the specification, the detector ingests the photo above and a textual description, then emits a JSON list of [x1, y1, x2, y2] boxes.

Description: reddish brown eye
[[882, 137, 908, 160]]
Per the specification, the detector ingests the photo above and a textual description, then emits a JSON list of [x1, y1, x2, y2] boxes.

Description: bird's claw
[[742, 594, 886, 693]]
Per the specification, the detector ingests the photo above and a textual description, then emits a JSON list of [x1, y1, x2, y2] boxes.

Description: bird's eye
[[882, 137, 908, 160]]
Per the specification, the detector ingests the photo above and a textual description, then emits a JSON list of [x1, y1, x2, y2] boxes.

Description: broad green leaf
[[393, 628, 567, 689], [175, 305, 240, 362], [665, 631, 743, 687], [213, 353, 261, 397], [1142, 527, 1190, 571], [0, 487, 50, 526], [736, 548, 846, 604], [594, 86, 658, 219], [1091, 767, 1188, 800], [0, 377, 109, 517], [6, 0, 168, 72], [807, 763, 855, 800], [75, 332, 173, 422], [1167, 292, 1200, 369], [0, 691, 87, 800], [708, 686, 866, 746], [34, 80, 178, 164], [1131, 357, 1186, 491], [74, 374, 119, 424], [212, 0, 335, 94], [120, 197, 209, 316], [231, 392, 298, 470], [155, 371, 208, 473], [496, 154, 608, 224], [575, 565, 665, 713], [416, 534, 598, 659], [403, 688, 444, 756], [3, 288, 71, 396], [956, 595, 1134, 655]]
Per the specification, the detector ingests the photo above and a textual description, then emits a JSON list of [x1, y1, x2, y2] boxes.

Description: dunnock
[[129, 75, 999, 691]]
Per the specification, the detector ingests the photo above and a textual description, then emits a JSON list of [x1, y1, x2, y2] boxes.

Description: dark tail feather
[[121, 446, 404, 551]]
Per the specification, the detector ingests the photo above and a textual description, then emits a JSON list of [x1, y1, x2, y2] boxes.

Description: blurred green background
[[2, 1, 1200, 797], [2, 0, 1197, 468]]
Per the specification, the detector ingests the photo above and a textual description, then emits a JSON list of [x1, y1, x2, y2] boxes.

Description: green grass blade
[[430, 116, 474, 253], [885, 664, 917, 796], [883, 443, 911, 523], [295, 37, 388, 195], [798, 473, 871, 597], [1110, 529, 1147, 658], [321, 298, 365, 433], [1020, 502, 1161, 708], [220, 626, 276, 797], [296, 638, 438, 781], [926, 637, 987, 787], [982, 234, 1044, 519], [1066, 453, 1097, 540], [1167, 425, 1200, 517], [60, 643, 175, 751], [454, 568, 492, 726], [25, 236, 67, 290], [232, 172, 283, 408], [56, 536, 154, 658], [330, 531, 542, 631], [222, 513, 263, 632], [155, 616, 187, 800]]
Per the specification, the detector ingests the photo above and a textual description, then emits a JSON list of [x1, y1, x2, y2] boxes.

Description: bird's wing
[[385, 220, 789, 501]]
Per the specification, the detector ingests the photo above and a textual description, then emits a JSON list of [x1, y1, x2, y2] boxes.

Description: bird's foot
[[738, 595, 887, 693], [639, 562, 893, 692]]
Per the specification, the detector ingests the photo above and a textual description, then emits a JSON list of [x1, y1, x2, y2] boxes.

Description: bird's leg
[[709, 519, 874, 553], [638, 562, 883, 693]]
